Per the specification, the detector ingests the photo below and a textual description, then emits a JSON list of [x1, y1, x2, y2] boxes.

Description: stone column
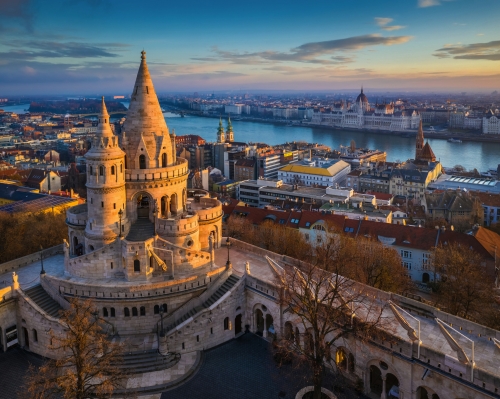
[[158, 334, 169, 356], [381, 376, 387, 399]]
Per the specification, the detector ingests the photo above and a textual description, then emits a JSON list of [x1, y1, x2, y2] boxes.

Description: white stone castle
[[311, 88, 421, 131], [0, 53, 499, 399]]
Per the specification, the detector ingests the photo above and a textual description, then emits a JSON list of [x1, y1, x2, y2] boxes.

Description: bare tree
[[432, 243, 495, 321], [22, 298, 127, 399], [274, 258, 393, 399]]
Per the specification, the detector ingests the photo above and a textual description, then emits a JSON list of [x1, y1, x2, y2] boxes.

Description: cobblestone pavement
[[162, 333, 369, 399]]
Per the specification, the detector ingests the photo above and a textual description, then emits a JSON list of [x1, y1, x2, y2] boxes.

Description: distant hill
[[29, 99, 127, 114]]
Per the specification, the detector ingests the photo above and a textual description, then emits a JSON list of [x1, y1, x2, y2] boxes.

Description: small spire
[[95, 96, 113, 138], [361, 85, 363, 94], [141, 50, 146, 60]]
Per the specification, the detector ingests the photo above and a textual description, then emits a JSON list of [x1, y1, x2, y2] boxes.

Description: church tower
[[415, 119, 424, 160], [226, 115, 234, 142], [217, 117, 226, 143], [84, 97, 127, 251]]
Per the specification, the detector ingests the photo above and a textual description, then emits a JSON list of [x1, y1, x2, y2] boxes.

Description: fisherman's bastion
[[0, 52, 499, 399]]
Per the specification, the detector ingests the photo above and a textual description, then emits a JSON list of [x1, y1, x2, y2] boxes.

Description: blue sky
[[1, 0, 500, 94]]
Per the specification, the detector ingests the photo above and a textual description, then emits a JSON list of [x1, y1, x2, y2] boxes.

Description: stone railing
[[0, 244, 64, 274], [66, 203, 88, 226], [125, 158, 188, 182]]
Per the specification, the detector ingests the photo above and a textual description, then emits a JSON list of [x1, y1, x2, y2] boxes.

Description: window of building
[[33, 329, 38, 342], [110, 308, 115, 317], [401, 250, 412, 259], [140, 306, 146, 316], [139, 155, 146, 169], [132, 307, 138, 317], [124, 307, 130, 317], [224, 317, 229, 330], [103, 307, 108, 317], [111, 166, 115, 175], [134, 260, 140, 272], [154, 305, 160, 314], [89, 166, 93, 175], [99, 166, 104, 176], [162, 153, 167, 167]]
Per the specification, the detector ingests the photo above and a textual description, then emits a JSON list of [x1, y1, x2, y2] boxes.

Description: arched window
[[139, 154, 146, 169], [103, 307, 108, 317], [154, 305, 160, 314], [124, 155, 127, 169], [134, 259, 140, 272], [140, 306, 146, 316], [120, 164, 123, 173], [111, 165, 115, 175], [110, 307, 115, 317], [33, 329, 38, 342], [132, 307, 138, 317], [162, 303, 168, 313], [162, 153, 167, 167], [223, 317, 229, 330], [124, 307, 130, 317], [149, 256, 154, 269], [99, 166, 104, 176], [89, 165, 93, 175]]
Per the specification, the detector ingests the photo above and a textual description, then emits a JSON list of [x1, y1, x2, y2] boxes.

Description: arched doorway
[[265, 314, 274, 338], [255, 309, 264, 336], [161, 196, 169, 217], [369, 365, 383, 396], [235, 314, 242, 335], [386, 373, 399, 399], [422, 273, 430, 283], [137, 194, 150, 218]]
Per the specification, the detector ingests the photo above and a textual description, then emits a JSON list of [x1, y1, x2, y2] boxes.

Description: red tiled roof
[[365, 191, 394, 201], [472, 191, 500, 208]]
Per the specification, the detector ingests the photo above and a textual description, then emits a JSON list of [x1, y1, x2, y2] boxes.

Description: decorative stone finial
[[245, 261, 250, 274], [12, 271, 19, 289], [141, 50, 146, 60]]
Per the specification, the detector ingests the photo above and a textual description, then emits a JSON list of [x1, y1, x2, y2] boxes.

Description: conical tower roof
[[95, 96, 114, 138], [122, 51, 173, 169], [226, 115, 233, 133]]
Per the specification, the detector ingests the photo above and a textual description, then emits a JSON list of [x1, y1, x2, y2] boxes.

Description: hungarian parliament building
[[310, 88, 421, 131]]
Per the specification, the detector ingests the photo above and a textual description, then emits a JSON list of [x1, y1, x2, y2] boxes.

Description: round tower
[[84, 97, 127, 251]]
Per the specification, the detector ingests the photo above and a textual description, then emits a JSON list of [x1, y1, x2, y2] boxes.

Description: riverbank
[[162, 107, 500, 144]]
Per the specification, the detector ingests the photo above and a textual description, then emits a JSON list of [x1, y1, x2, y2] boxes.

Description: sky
[[1, 0, 500, 95]]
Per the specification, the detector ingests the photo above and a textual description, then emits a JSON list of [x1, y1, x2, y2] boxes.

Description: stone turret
[[122, 51, 175, 170], [84, 97, 127, 251]]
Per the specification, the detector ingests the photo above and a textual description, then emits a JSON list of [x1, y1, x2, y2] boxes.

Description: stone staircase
[[24, 284, 63, 318], [126, 219, 155, 241], [165, 274, 240, 332], [117, 350, 180, 374]]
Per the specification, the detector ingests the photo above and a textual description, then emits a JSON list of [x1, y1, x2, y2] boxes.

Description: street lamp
[[226, 237, 231, 267], [118, 208, 123, 238], [159, 305, 165, 337], [40, 245, 45, 275]]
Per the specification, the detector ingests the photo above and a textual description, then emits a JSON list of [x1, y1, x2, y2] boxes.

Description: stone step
[[165, 274, 240, 332], [24, 285, 63, 318], [114, 350, 180, 374], [126, 219, 155, 242]]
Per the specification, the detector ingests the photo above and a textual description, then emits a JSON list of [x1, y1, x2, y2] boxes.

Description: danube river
[[3, 103, 499, 172]]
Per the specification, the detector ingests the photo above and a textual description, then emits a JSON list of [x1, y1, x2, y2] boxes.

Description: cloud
[[2, 40, 129, 59], [200, 34, 412, 66], [418, 0, 441, 7], [375, 17, 406, 31], [375, 17, 393, 26], [0, 0, 34, 32], [433, 40, 500, 61]]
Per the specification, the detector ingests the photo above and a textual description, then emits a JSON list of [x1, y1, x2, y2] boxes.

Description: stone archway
[[137, 194, 150, 218], [235, 314, 242, 335], [161, 195, 169, 218], [369, 365, 383, 396], [417, 386, 440, 399], [170, 193, 178, 216]]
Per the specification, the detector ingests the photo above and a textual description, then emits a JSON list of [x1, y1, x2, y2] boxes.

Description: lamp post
[[226, 237, 231, 267], [118, 208, 123, 238], [159, 305, 165, 337], [40, 245, 45, 275]]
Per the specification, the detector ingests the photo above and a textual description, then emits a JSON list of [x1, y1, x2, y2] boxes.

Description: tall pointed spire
[[217, 116, 225, 143], [95, 96, 114, 138], [122, 51, 174, 170], [226, 115, 234, 142], [415, 119, 424, 160]]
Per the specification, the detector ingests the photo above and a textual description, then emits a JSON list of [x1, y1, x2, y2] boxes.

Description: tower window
[[110, 308, 115, 317], [134, 259, 140, 272], [124, 307, 130, 317], [162, 153, 167, 167], [120, 164, 123, 173], [111, 166, 115, 175], [89, 166, 93, 175], [140, 306, 146, 316], [113, 203, 116, 209], [139, 155, 146, 169], [99, 166, 104, 176], [132, 307, 138, 317]]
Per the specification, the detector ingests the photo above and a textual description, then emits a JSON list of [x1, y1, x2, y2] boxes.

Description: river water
[[3, 103, 499, 171]]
